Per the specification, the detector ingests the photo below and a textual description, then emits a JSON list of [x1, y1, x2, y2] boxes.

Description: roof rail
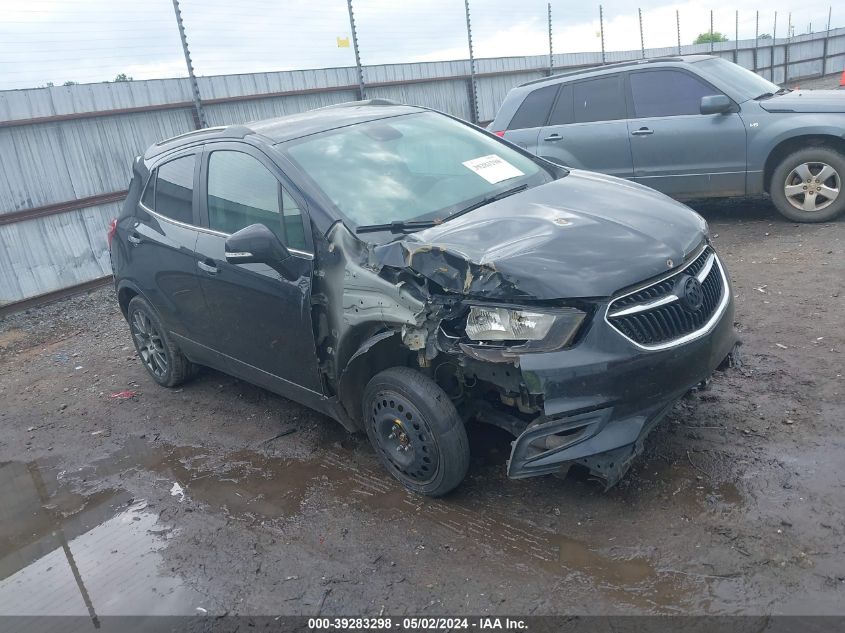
[[145, 124, 255, 159], [519, 56, 688, 87], [317, 98, 402, 109]]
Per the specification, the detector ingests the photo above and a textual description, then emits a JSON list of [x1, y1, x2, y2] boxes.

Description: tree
[[113, 73, 133, 82], [758, 33, 772, 39], [694, 32, 729, 44], [63, 80, 78, 86]]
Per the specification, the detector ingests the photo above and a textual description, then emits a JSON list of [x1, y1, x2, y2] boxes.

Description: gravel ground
[[1, 195, 844, 618]]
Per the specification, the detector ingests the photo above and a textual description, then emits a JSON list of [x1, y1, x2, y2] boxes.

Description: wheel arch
[[763, 134, 845, 193], [336, 330, 414, 431], [116, 280, 144, 318]]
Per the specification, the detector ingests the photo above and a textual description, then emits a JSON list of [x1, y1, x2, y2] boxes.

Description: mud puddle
[[54, 437, 740, 611], [0, 459, 207, 617]]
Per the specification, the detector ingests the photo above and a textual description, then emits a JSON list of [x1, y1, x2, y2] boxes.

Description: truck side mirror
[[700, 95, 733, 115]]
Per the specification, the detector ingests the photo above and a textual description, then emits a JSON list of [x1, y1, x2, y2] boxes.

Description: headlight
[[465, 305, 585, 348]]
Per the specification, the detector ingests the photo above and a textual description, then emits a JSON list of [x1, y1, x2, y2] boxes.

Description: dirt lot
[[0, 195, 843, 618]]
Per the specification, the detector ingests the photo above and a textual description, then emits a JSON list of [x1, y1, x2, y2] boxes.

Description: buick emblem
[[676, 275, 704, 312]]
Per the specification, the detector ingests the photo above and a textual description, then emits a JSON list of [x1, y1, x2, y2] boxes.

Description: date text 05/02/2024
[[307, 617, 529, 630]]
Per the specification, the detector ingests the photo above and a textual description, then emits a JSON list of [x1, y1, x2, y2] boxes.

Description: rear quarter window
[[140, 170, 156, 209], [508, 85, 558, 130]]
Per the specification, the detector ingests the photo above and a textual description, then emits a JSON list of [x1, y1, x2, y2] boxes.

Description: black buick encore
[[109, 101, 738, 496]]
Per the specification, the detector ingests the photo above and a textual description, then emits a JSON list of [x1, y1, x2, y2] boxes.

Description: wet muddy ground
[[0, 198, 843, 617]]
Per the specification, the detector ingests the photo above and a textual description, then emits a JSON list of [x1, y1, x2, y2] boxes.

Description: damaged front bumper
[[505, 289, 737, 487]]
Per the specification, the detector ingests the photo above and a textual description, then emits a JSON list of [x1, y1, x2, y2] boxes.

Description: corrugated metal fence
[[1, 27, 844, 309]]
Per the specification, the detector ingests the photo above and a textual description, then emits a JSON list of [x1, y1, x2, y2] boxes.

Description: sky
[[0, 0, 837, 90]]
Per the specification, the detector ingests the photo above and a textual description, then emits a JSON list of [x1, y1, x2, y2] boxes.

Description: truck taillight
[[107, 218, 118, 248]]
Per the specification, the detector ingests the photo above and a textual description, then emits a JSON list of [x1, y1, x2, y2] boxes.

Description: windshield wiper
[[447, 183, 528, 221], [355, 184, 529, 235], [755, 87, 791, 100], [355, 219, 442, 234]]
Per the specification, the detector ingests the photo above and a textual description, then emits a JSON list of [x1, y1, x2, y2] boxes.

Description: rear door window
[[573, 76, 625, 123], [154, 156, 196, 224], [630, 70, 721, 118], [206, 150, 306, 251], [508, 85, 558, 130]]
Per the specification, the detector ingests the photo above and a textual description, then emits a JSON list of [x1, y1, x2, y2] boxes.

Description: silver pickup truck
[[489, 55, 845, 222]]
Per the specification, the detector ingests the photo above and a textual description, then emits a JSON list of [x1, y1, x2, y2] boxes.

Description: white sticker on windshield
[[462, 154, 524, 184]]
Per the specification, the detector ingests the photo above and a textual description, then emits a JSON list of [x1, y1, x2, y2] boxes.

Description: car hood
[[373, 170, 707, 300], [758, 90, 845, 113]]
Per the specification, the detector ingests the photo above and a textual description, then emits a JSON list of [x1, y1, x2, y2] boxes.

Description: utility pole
[[346, 0, 365, 100], [464, 0, 479, 124], [676, 10, 681, 54], [599, 5, 606, 64], [547, 3, 554, 75], [638, 8, 645, 58], [171, 0, 207, 129]]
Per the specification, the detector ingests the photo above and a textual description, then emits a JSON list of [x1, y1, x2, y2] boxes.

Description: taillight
[[107, 218, 118, 248], [493, 130, 506, 137]]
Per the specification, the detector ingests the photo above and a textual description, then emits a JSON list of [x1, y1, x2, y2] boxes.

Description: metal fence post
[[754, 10, 759, 72], [822, 6, 832, 75], [171, 0, 207, 129], [346, 0, 366, 100], [710, 10, 714, 53], [773, 11, 778, 81], [676, 10, 681, 54], [734, 10, 739, 63], [548, 2, 554, 75], [464, 0, 479, 124], [638, 8, 645, 59], [785, 12, 791, 82], [599, 5, 606, 64]]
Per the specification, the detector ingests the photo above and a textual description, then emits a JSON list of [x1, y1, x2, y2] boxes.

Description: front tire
[[363, 367, 470, 497], [770, 147, 845, 222], [127, 296, 196, 388]]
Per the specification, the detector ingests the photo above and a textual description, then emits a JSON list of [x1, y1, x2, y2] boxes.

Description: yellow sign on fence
[[336, 36, 350, 48]]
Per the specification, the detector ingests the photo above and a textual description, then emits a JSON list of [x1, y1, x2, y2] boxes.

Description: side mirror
[[225, 223, 291, 270], [700, 94, 733, 115]]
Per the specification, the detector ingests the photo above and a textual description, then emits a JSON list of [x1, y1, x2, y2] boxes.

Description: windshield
[[692, 57, 780, 101], [281, 111, 552, 229]]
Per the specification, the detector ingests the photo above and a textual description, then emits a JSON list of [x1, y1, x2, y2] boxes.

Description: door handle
[[631, 127, 654, 136], [197, 260, 218, 275], [543, 133, 564, 142], [127, 233, 142, 246]]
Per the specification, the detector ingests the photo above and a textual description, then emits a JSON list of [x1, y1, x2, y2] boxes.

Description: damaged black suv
[[110, 101, 738, 496]]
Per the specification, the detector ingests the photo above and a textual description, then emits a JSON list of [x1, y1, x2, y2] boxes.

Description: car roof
[[519, 54, 715, 88], [144, 100, 424, 159]]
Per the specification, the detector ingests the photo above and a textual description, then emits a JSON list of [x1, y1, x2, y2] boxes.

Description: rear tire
[[770, 147, 845, 222], [363, 367, 469, 497], [127, 296, 196, 388]]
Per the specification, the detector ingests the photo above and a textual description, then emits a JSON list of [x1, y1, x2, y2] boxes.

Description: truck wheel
[[770, 147, 845, 222], [127, 296, 196, 388], [363, 367, 470, 497]]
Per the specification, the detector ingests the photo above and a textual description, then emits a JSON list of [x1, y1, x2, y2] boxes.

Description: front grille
[[606, 246, 726, 349]]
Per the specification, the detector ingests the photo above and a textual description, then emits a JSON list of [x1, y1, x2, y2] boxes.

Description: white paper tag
[[462, 154, 524, 184]]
